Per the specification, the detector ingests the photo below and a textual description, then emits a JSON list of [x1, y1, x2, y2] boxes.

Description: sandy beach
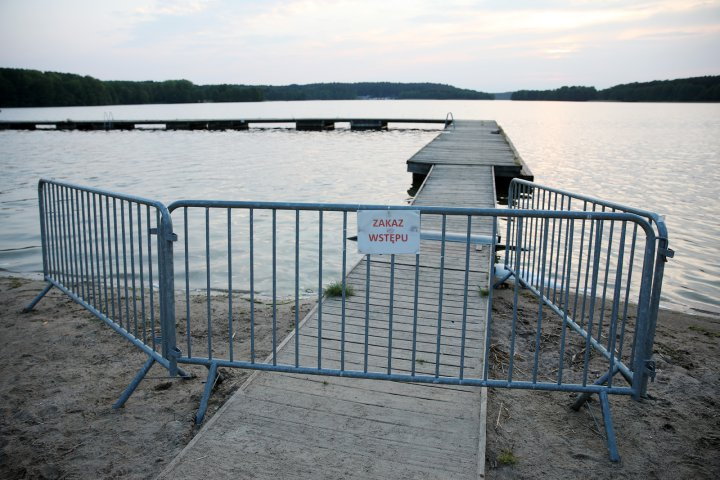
[[485, 288, 720, 479], [0, 276, 314, 479], [1, 276, 718, 479]]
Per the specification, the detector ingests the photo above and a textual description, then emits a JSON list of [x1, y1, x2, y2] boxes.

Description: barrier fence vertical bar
[[532, 218, 550, 384], [227, 208, 234, 363], [272, 209, 277, 366], [92, 194, 103, 311], [617, 224, 638, 363], [120, 201, 129, 331], [159, 206, 178, 375], [72, 187, 82, 293], [85, 191, 96, 308], [525, 188, 536, 283], [484, 216, 497, 382], [556, 197, 572, 307], [184, 207, 192, 357], [607, 222, 627, 388], [459, 215, 472, 380], [58, 186, 70, 288], [205, 208, 212, 360], [37, 182, 48, 280], [598, 214, 616, 347], [551, 196, 566, 303], [63, 187, 75, 292], [387, 253, 395, 374], [582, 220, 604, 386], [545, 193, 559, 299], [434, 215, 447, 379], [295, 210, 300, 368], [579, 204, 598, 328], [636, 231, 659, 398], [364, 254, 370, 373], [41, 183, 54, 281], [504, 184, 514, 269], [642, 225, 669, 397], [317, 210, 323, 370], [146, 207, 155, 349], [99, 194, 109, 316], [112, 199, 122, 326], [341, 211, 348, 372], [573, 201, 588, 321], [411, 251, 420, 376], [137, 207, 146, 340], [557, 219, 575, 384], [61, 187, 75, 292], [105, 197, 116, 320], [508, 216, 523, 382], [53, 185, 65, 287], [129, 205, 138, 337], [56, 185, 65, 284], [533, 189, 547, 284], [529, 185, 541, 282], [249, 208, 255, 363]]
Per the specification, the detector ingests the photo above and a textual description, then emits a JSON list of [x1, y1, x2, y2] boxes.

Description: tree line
[[0, 68, 492, 107], [511, 76, 720, 102]]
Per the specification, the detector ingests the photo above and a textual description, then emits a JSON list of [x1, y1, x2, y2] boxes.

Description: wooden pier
[[159, 120, 530, 479], [0, 117, 447, 132]]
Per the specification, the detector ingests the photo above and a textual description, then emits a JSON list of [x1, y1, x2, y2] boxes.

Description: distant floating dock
[[0, 117, 449, 131]]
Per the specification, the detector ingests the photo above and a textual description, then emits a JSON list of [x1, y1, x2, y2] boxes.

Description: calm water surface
[[1, 100, 718, 315]]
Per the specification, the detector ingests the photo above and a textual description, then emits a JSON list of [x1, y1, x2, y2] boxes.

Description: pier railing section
[[25, 180, 668, 460]]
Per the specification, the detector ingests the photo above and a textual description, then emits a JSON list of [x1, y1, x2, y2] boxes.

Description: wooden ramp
[[159, 120, 521, 479]]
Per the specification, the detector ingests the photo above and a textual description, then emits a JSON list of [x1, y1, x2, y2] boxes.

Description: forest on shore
[[0, 68, 491, 107], [1, 67, 718, 107], [511, 76, 720, 102]]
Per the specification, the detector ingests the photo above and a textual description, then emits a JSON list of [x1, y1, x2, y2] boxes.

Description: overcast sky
[[1, 0, 719, 91]]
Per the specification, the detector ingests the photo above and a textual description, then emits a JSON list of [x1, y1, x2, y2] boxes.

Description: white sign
[[357, 209, 421, 254]]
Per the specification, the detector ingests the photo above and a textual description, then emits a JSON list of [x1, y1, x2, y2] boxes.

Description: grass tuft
[[324, 282, 355, 298], [498, 449, 518, 466]]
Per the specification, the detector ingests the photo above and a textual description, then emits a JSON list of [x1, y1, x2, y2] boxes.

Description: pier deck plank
[[158, 120, 515, 480]]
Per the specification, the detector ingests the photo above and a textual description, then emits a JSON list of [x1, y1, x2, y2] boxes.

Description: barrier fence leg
[[599, 391, 621, 462], [195, 362, 219, 425], [22, 282, 54, 313], [114, 356, 156, 409], [571, 367, 618, 411]]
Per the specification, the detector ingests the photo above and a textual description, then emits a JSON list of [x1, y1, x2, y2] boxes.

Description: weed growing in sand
[[498, 449, 518, 466], [9, 278, 23, 289], [689, 325, 720, 338], [324, 282, 355, 298]]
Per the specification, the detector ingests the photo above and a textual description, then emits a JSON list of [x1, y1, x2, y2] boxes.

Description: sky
[[1, 0, 719, 92]]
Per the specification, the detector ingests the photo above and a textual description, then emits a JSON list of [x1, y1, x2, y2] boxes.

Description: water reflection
[[1, 100, 718, 316]]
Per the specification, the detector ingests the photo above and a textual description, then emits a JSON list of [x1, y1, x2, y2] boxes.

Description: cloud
[[132, 0, 212, 20]]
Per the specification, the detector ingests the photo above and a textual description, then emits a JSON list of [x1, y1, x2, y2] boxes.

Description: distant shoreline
[[1, 67, 718, 107]]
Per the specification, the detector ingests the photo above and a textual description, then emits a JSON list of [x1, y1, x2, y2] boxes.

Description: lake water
[[1, 100, 719, 316]]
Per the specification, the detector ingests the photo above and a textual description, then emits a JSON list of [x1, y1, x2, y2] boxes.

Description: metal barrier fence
[[24, 179, 183, 408], [504, 179, 673, 395], [24, 179, 670, 461]]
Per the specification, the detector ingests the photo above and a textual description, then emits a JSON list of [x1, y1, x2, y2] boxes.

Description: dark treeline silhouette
[[512, 86, 598, 101], [511, 76, 720, 102], [0, 68, 492, 107]]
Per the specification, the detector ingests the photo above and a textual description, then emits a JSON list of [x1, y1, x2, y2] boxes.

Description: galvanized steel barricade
[[24, 180, 669, 462], [24, 179, 183, 408], [501, 179, 673, 459]]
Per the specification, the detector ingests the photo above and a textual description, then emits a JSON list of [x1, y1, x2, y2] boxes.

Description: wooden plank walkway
[[158, 120, 516, 480]]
